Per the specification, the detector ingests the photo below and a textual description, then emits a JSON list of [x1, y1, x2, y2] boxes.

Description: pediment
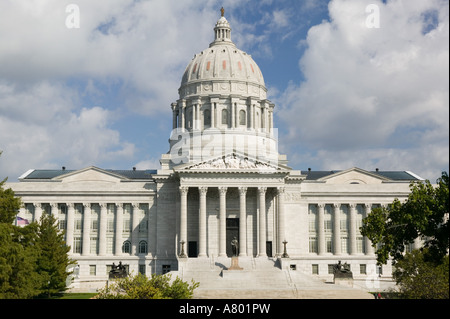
[[317, 167, 391, 184], [53, 166, 127, 183], [175, 152, 290, 172]]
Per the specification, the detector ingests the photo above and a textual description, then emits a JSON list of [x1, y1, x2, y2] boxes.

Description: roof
[[22, 169, 157, 180], [302, 170, 422, 181]]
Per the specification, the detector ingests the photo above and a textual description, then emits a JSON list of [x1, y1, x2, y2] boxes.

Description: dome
[[179, 12, 266, 100]]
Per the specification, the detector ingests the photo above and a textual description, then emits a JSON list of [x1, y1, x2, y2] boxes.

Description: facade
[[8, 12, 423, 292]]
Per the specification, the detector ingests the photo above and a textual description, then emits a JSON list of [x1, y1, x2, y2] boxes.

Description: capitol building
[[8, 11, 423, 293]]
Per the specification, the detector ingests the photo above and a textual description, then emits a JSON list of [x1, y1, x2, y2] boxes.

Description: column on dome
[[198, 187, 208, 257], [210, 97, 219, 128], [231, 97, 239, 129], [218, 187, 227, 257], [333, 203, 341, 255], [115, 203, 123, 256], [258, 187, 267, 257], [82, 203, 91, 256], [66, 203, 75, 254], [171, 103, 177, 129], [180, 99, 186, 129]]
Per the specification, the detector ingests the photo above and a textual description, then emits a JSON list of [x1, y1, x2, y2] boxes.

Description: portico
[[176, 161, 290, 259]]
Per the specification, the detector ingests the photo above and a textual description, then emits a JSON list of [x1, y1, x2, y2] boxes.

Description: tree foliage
[[0, 159, 75, 298], [96, 272, 199, 299], [393, 249, 449, 299], [361, 171, 449, 266], [35, 214, 76, 297]]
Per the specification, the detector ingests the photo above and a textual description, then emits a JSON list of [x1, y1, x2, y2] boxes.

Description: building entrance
[[226, 218, 239, 257]]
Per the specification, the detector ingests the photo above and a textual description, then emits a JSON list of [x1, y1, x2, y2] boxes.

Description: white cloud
[[0, 81, 135, 179], [277, 0, 449, 181]]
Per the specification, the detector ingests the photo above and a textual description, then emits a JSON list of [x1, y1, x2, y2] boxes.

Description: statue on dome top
[[221, 7, 225, 17]]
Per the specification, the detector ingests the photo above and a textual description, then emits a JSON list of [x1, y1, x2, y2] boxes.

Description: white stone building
[[8, 12, 422, 292]]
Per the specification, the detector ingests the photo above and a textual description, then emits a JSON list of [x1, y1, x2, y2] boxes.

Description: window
[[204, 109, 211, 126], [162, 265, 171, 274], [309, 237, 318, 253], [74, 237, 82, 253], [326, 237, 333, 253], [360, 264, 367, 275], [239, 110, 246, 125], [341, 236, 349, 254], [312, 264, 319, 275], [90, 237, 98, 254], [328, 264, 335, 274], [122, 241, 131, 254], [357, 236, 365, 254], [222, 109, 228, 125], [90, 265, 96, 276], [139, 241, 147, 254], [139, 264, 146, 275]]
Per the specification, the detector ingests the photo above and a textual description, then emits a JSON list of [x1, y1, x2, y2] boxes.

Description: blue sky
[[0, 0, 448, 182]]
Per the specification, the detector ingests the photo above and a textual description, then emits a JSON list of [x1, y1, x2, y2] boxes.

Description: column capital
[[199, 186, 208, 195], [115, 202, 123, 208], [277, 187, 285, 194], [257, 186, 267, 194], [317, 203, 325, 209], [238, 186, 247, 195], [218, 186, 228, 195], [179, 186, 189, 195], [83, 203, 91, 208]]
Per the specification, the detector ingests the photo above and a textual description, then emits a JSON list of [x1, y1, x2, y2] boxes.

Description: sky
[[0, 0, 448, 183]]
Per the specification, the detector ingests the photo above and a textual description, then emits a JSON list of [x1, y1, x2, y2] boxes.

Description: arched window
[[139, 240, 148, 254], [122, 241, 131, 254], [204, 109, 211, 127], [239, 110, 246, 125], [222, 109, 228, 125]]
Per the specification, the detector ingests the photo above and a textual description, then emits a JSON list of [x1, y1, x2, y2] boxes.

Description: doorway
[[226, 218, 239, 257]]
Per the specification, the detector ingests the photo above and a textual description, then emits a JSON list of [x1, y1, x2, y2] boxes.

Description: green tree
[[361, 171, 449, 265], [96, 272, 199, 299], [393, 249, 449, 299], [35, 213, 75, 297], [0, 159, 41, 298]]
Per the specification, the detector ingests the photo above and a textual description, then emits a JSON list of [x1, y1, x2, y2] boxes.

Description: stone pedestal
[[228, 256, 243, 270]]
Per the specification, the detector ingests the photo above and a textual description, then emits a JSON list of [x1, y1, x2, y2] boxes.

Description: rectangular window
[[328, 264, 335, 274], [357, 236, 365, 253], [309, 237, 318, 253], [326, 236, 333, 253], [90, 265, 96, 276], [74, 237, 82, 253], [341, 236, 349, 254], [312, 264, 319, 275], [360, 264, 367, 275], [139, 264, 146, 275]]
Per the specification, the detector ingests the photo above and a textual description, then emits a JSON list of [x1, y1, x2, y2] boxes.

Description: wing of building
[[8, 11, 423, 293]]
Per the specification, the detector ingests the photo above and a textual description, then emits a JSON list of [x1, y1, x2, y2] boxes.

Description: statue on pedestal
[[109, 261, 128, 279]]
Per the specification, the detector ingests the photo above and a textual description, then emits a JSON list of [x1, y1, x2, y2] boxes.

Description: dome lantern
[[211, 7, 233, 46]]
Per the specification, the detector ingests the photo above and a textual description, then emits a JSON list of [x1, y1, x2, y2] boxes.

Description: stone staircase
[[170, 256, 374, 299]]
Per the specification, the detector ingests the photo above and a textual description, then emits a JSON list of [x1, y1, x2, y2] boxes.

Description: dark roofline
[[21, 169, 157, 180]]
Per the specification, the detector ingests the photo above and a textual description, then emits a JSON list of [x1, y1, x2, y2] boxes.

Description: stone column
[[198, 187, 208, 257], [333, 203, 341, 255], [82, 203, 91, 256], [34, 203, 42, 223], [192, 104, 196, 130], [180, 100, 186, 129], [349, 204, 357, 255], [98, 203, 107, 256], [171, 103, 177, 129], [364, 204, 375, 255], [238, 187, 247, 257], [258, 187, 267, 257], [277, 187, 286, 256], [318, 204, 326, 255], [115, 203, 123, 256], [179, 186, 188, 256], [66, 203, 75, 254], [131, 203, 140, 255], [218, 187, 227, 257]]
